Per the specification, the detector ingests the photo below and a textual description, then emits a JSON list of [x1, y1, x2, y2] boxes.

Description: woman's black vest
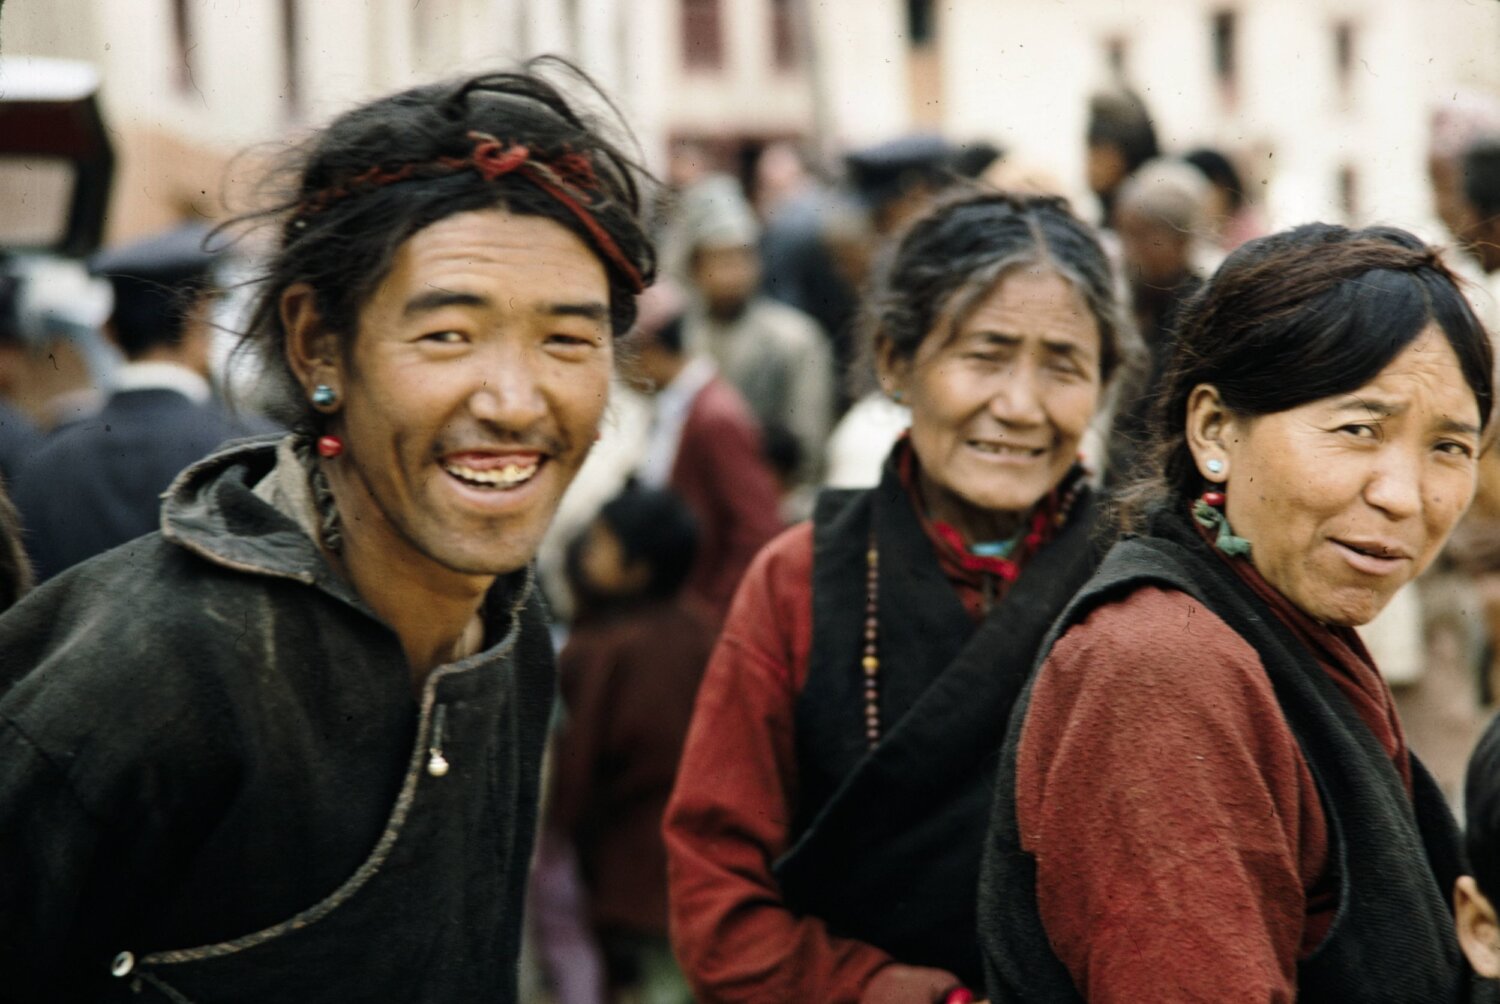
[[979, 508, 1491, 1003], [774, 455, 1101, 988]]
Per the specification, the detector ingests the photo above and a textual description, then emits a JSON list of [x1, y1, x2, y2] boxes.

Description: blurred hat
[[844, 134, 958, 209], [88, 221, 219, 287], [88, 222, 222, 355], [678, 174, 760, 253]]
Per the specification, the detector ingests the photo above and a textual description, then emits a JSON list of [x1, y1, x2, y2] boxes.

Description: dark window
[[1338, 164, 1359, 219], [170, 0, 195, 95], [1105, 36, 1128, 77], [771, 0, 798, 70], [1333, 20, 1355, 92], [907, 0, 935, 48], [1211, 9, 1238, 92], [281, 0, 302, 117], [682, 0, 725, 70]]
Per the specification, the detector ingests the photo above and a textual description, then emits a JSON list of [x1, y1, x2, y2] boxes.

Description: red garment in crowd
[[1015, 553, 1413, 1003], [548, 597, 719, 937], [664, 524, 891, 1003], [669, 376, 784, 622]]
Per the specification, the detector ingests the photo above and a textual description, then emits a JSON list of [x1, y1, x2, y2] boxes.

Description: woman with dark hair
[[664, 191, 1124, 1003], [981, 224, 1495, 1002]]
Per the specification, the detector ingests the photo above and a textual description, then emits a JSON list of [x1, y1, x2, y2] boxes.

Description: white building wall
[[941, 0, 1500, 235]]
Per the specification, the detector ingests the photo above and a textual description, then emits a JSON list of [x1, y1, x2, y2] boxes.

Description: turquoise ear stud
[[312, 384, 337, 407], [1206, 458, 1224, 475]]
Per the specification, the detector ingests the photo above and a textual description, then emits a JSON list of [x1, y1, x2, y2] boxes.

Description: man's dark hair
[[761, 421, 802, 482], [1087, 90, 1160, 176], [596, 486, 698, 599], [866, 189, 1124, 381], [232, 58, 656, 429], [1121, 223, 1494, 527], [1466, 714, 1500, 904], [1464, 138, 1500, 219], [1184, 147, 1248, 214]]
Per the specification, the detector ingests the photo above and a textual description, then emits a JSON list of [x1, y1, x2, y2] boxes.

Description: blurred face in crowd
[[1086, 141, 1128, 202], [880, 266, 1103, 542], [1189, 326, 1481, 626], [286, 208, 613, 583], [1116, 206, 1192, 288], [1429, 153, 1479, 245], [578, 518, 649, 599], [691, 243, 760, 321]]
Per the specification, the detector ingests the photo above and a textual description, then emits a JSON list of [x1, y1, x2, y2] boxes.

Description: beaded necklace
[[858, 471, 1085, 749]]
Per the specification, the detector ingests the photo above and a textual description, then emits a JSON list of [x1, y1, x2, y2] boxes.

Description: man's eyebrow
[[544, 301, 609, 322], [402, 289, 489, 317]]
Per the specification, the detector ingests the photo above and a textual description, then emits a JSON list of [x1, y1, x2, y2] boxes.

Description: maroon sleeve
[[663, 525, 895, 1003], [682, 383, 786, 617], [1016, 586, 1326, 1004], [546, 627, 614, 837]]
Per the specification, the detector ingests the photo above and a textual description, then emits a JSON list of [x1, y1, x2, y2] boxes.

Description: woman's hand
[[859, 963, 971, 1003]]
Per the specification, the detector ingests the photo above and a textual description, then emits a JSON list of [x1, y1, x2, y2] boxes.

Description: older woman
[[980, 224, 1494, 1002], [663, 192, 1123, 1004]]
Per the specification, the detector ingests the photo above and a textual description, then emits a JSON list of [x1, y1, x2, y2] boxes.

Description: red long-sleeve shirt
[[1016, 566, 1412, 1003], [663, 524, 895, 1003]]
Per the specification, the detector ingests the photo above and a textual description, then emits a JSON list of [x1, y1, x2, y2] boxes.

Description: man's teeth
[[442, 460, 539, 487]]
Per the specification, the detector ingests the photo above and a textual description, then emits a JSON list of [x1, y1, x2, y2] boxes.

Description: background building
[[1, 0, 1498, 239]]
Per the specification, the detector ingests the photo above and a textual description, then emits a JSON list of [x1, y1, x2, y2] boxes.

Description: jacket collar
[[160, 434, 531, 623]]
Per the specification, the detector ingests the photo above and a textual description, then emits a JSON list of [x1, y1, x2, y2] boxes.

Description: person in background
[[1085, 89, 1160, 228], [0, 255, 114, 432], [1463, 139, 1500, 302], [677, 174, 834, 484], [0, 62, 655, 1002], [11, 223, 276, 581], [1184, 147, 1266, 252], [666, 192, 1122, 1004], [0, 276, 42, 486], [755, 142, 861, 372], [1457, 712, 1500, 981], [547, 487, 716, 1004], [982, 224, 1492, 1002], [1106, 158, 1211, 486], [629, 283, 783, 621]]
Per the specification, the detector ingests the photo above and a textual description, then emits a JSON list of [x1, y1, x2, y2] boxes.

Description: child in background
[[1459, 716, 1500, 980], [547, 487, 718, 1004]]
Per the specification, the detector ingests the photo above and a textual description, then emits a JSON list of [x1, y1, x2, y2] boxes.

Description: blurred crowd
[[3, 79, 1500, 1003]]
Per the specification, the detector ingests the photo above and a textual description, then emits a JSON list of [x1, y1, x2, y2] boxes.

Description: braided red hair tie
[[294, 131, 644, 293]]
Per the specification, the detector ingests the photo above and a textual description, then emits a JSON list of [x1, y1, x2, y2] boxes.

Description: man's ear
[[873, 336, 910, 401], [280, 283, 343, 400], [1457, 876, 1500, 979]]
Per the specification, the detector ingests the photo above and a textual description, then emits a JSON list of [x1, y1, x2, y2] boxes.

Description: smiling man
[[0, 64, 654, 1003]]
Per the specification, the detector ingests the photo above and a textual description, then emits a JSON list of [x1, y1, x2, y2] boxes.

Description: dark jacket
[[12, 387, 276, 581], [771, 456, 1102, 989], [0, 435, 556, 1003], [980, 507, 1488, 1003]]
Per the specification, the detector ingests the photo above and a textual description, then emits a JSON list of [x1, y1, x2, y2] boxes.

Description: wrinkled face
[[1212, 328, 1481, 626], [691, 243, 760, 319], [330, 208, 612, 578], [885, 267, 1104, 540], [1116, 206, 1191, 287]]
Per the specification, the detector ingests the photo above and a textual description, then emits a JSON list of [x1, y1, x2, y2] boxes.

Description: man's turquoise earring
[[312, 384, 337, 407]]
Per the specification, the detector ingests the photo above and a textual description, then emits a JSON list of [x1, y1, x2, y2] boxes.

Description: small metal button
[[110, 951, 135, 977]]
